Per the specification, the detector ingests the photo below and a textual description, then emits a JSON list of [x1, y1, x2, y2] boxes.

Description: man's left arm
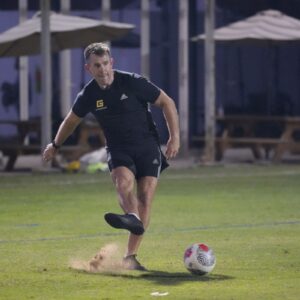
[[154, 90, 180, 159]]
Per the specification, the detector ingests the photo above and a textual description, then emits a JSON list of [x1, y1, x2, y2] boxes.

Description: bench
[[0, 144, 40, 171], [0, 119, 105, 171], [191, 136, 300, 161], [192, 115, 300, 162], [0, 143, 91, 171]]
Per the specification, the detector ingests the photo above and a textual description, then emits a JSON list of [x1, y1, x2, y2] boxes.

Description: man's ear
[[110, 57, 114, 67], [84, 63, 90, 72]]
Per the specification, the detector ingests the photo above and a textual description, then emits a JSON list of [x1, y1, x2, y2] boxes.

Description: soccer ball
[[183, 243, 216, 275]]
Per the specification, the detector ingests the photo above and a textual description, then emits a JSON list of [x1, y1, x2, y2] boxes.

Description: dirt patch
[[70, 243, 123, 273]]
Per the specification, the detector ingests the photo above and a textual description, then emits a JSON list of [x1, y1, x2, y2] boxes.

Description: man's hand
[[165, 136, 180, 160], [154, 91, 180, 160], [42, 111, 82, 163], [43, 143, 57, 162]]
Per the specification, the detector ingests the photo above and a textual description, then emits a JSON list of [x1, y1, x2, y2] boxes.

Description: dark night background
[[1, 0, 300, 143]]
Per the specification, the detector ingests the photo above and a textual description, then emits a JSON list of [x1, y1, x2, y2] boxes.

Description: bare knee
[[112, 167, 135, 197], [115, 176, 134, 195]]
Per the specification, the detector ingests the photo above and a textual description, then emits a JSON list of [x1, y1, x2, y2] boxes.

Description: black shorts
[[107, 143, 169, 179]]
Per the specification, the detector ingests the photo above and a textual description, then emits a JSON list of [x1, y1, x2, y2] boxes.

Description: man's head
[[84, 42, 114, 89], [84, 42, 111, 62]]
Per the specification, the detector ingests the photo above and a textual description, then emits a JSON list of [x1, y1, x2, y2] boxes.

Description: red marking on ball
[[199, 244, 209, 252], [184, 247, 193, 258]]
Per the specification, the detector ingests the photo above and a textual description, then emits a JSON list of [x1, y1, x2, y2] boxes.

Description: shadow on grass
[[73, 268, 234, 285], [137, 271, 232, 285], [141, 271, 233, 285]]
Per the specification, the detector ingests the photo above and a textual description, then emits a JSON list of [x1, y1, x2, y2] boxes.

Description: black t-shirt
[[72, 70, 161, 148]]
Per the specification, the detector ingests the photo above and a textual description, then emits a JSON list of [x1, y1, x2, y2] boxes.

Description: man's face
[[85, 53, 114, 88]]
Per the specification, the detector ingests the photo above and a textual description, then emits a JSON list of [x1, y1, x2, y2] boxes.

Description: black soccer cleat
[[104, 213, 145, 235], [123, 254, 148, 271]]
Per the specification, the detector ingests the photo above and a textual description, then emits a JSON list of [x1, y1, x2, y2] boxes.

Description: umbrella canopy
[[191, 9, 300, 43], [0, 11, 134, 57]]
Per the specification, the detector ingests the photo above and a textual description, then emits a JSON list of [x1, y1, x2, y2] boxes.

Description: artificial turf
[[0, 164, 299, 299]]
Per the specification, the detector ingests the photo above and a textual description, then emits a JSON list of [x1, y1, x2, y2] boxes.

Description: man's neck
[[97, 72, 114, 90], [98, 83, 110, 90]]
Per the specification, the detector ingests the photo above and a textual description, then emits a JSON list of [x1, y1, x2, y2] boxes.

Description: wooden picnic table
[[0, 119, 41, 171], [0, 119, 104, 171], [215, 115, 300, 162]]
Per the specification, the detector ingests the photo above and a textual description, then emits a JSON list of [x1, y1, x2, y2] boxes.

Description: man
[[43, 43, 180, 271]]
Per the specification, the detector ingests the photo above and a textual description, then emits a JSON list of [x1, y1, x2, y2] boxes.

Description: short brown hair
[[84, 42, 111, 62]]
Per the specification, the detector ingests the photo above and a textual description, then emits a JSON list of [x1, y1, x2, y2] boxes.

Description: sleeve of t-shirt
[[129, 73, 161, 104], [72, 89, 90, 118]]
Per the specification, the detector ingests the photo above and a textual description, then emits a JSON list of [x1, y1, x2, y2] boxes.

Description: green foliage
[[0, 164, 300, 299]]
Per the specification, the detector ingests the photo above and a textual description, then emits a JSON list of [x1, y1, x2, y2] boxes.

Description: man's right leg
[[111, 166, 138, 214], [125, 176, 158, 255], [104, 166, 147, 270], [104, 166, 145, 235]]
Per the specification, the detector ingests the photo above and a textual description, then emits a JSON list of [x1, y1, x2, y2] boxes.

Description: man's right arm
[[43, 111, 82, 162]]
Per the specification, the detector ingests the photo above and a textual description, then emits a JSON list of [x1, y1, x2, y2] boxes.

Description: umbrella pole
[[178, 0, 189, 157], [59, 0, 71, 118], [141, 0, 150, 79], [204, 0, 216, 163], [101, 0, 111, 48], [41, 0, 52, 156], [19, 0, 29, 123]]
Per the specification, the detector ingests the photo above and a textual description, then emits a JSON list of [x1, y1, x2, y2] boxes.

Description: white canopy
[[0, 12, 134, 57], [191, 9, 300, 42]]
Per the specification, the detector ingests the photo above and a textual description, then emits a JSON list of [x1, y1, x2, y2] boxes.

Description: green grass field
[[0, 164, 300, 299]]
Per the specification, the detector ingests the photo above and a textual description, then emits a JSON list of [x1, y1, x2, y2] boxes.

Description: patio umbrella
[[0, 10, 134, 153], [0, 11, 134, 57], [191, 9, 300, 43], [192, 9, 300, 121]]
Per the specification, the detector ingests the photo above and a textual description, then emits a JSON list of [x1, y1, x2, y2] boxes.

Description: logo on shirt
[[96, 99, 107, 111], [120, 93, 128, 101], [96, 99, 104, 108]]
